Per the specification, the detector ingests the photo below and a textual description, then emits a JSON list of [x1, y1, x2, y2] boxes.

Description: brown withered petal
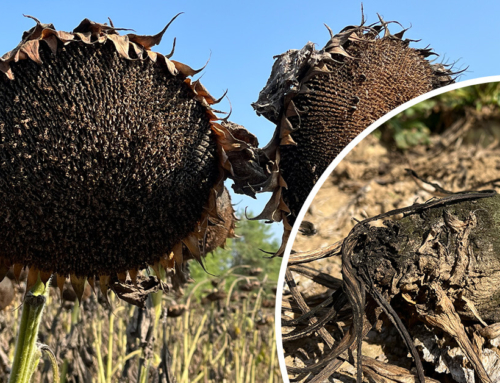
[[26, 266, 41, 293], [13, 264, 24, 282], [56, 274, 66, 298], [99, 275, 110, 303], [0, 16, 259, 301], [70, 275, 87, 303], [117, 272, 128, 284], [128, 269, 139, 286], [127, 12, 183, 50], [0, 261, 9, 282], [250, 15, 458, 255], [87, 277, 95, 293]]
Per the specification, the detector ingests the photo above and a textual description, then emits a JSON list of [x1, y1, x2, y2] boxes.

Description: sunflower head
[[0, 16, 261, 302], [249, 15, 458, 255]]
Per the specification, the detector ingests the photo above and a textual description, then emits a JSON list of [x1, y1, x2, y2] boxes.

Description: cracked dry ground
[[282, 133, 500, 383]]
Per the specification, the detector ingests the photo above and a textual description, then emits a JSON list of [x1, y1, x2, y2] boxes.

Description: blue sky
[[1, 0, 499, 239]]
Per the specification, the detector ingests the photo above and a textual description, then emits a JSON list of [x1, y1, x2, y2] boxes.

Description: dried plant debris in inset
[[251, 14, 458, 255], [285, 191, 500, 383], [0, 16, 266, 302]]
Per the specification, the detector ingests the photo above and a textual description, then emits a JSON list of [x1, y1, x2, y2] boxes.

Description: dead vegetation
[[282, 95, 500, 383], [0, 265, 280, 383]]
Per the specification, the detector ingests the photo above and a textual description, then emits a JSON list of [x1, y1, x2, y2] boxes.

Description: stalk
[[181, 314, 207, 383], [8, 274, 50, 383], [106, 294, 115, 383], [267, 327, 276, 383], [139, 269, 164, 383], [94, 308, 106, 383]]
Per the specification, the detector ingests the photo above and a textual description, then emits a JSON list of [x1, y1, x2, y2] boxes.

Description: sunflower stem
[[61, 299, 80, 383], [106, 293, 115, 383], [9, 274, 50, 383], [138, 270, 164, 383]]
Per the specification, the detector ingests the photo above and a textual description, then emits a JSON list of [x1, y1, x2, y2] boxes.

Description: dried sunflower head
[[0, 16, 258, 300], [250, 15, 457, 254]]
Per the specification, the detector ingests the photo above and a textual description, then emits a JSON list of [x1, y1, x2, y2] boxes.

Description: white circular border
[[274, 75, 500, 382]]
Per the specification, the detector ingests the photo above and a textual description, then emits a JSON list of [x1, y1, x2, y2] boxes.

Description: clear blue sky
[[1, 0, 498, 239]]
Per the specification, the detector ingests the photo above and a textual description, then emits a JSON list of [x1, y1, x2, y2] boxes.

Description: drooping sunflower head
[[0, 16, 259, 301], [249, 14, 458, 255]]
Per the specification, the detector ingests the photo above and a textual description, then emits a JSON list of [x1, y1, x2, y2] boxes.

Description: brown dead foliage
[[283, 117, 500, 383]]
